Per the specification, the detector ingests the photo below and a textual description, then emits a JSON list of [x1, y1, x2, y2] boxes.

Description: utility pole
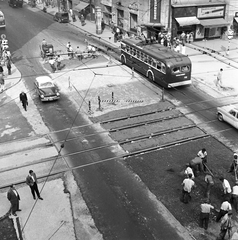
[[167, 0, 171, 33]]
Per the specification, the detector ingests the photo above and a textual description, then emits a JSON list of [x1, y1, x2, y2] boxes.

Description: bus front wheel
[[148, 72, 154, 82], [120, 55, 126, 64]]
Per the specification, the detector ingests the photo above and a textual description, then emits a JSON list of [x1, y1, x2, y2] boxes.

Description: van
[[9, 0, 23, 8], [0, 11, 5, 28]]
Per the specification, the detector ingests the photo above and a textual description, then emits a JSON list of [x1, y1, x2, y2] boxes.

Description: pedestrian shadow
[[220, 45, 226, 51]]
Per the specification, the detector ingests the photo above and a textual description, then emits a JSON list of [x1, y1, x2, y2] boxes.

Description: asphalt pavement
[[1, 1, 238, 239]]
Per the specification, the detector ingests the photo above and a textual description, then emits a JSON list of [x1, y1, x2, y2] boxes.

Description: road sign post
[[226, 30, 234, 55]]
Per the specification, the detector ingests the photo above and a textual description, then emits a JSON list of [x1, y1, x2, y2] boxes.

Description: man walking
[[219, 177, 232, 201], [205, 173, 214, 200], [216, 198, 232, 222], [197, 148, 208, 171], [19, 91, 28, 111], [228, 153, 238, 173], [26, 170, 43, 200], [200, 199, 214, 230], [7, 185, 21, 216], [217, 212, 232, 240], [181, 173, 195, 204], [216, 68, 223, 88]]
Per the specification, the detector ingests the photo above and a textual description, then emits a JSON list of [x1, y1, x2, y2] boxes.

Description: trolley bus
[[120, 38, 192, 88]]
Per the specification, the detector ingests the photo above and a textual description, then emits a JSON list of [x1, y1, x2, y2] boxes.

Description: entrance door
[[204, 28, 209, 38]]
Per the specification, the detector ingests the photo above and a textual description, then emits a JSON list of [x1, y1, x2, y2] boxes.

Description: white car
[[0, 11, 6, 28], [35, 76, 60, 102], [217, 105, 238, 129]]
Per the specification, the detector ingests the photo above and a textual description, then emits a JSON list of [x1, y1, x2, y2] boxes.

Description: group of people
[[7, 170, 43, 217], [181, 150, 238, 239], [0, 37, 12, 93]]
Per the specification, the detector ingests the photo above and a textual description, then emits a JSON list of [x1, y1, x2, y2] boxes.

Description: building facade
[[71, 0, 238, 40]]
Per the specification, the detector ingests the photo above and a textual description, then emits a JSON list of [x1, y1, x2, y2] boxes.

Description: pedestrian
[[189, 156, 203, 177], [219, 177, 232, 201], [26, 170, 43, 200], [19, 91, 28, 111], [55, 55, 62, 70], [68, 45, 73, 59], [216, 68, 223, 88], [7, 184, 21, 216], [42, 39, 47, 47], [0, 72, 4, 93], [200, 199, 214, 230], [232, 182, 238, 213], [205, 173, 214, 200], [217, 212, 232, 240], [228, 153, 238, 173], [7, 58, 11, 75], [216, 198, 232, 222], [184, 163, 195, 179], [197, 148, 208, 172], [80, 13, 85, 26], [101, 18, 105, 32], [48, 57, 56, 72], [181, 173, 195, 204], [0, 65, 3, 74]]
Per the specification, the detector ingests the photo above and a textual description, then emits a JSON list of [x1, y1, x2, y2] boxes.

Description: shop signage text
[[150, 0, 160, 22], [197, 5, 225, 19]]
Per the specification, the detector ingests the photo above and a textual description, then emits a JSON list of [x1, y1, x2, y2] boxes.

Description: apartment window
[[117, 9, 124, 28], [130, 13, 137, 32]]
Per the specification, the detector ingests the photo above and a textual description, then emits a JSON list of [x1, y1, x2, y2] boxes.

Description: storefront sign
[[150, 0, 160, 22], [197, 6, 225, 19], [101, 0, 112, 7]]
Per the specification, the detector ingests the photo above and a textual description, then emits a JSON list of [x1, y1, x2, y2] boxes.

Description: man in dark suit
[[7, 185, 21, 216], [26, 170, 43, 200]]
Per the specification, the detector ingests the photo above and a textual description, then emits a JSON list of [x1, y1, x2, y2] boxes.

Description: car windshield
[[39, 82, 54, 88], [61, 13, 68, 17]]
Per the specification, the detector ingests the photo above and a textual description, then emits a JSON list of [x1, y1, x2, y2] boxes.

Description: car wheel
[[217, 113, 223, 122]]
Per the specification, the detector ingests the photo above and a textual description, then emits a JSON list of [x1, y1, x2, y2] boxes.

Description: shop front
[[101, 0, 112, 25], [172, 2, 230, 41]]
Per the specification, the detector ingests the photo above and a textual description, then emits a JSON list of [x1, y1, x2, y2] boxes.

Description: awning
[[234, 17, 238, 23], [141, 23, 164, 27], [199, 18, 229, 27], [74, 2, 89, 12], [175, 17, 200, 26]]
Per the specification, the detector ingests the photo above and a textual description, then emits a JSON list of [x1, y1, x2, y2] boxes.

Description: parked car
[[217, 105, 238, 129], [35, 76, 60, 102], [8, 0, 23, 7], [53, 12, 69, 23], [0, 11, 6, 28]]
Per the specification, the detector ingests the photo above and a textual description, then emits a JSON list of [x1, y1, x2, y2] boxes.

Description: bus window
[[151, 59, 157, 68], [148, 57, 152, 65], [172, 67, 181, 74], [126, 46, 130, 52], [157, 61, 161, 71], [144, 55, 148, 63], [136, 50, 141, 59], [181, 65, 190, 72], [161, 63, 166, 74], [132, 48, 136, 56]]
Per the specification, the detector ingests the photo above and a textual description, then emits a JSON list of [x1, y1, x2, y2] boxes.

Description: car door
[[226, 109, 237, 128]]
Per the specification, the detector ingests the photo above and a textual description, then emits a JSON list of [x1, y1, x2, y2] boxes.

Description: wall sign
[[150, 0, 160, 22], [197, 6, 225, 19]]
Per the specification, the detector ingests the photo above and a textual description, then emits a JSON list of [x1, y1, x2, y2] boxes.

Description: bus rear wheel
[[148, 72, 154, 82]]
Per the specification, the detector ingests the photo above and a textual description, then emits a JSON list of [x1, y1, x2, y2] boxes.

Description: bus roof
[[122, 38, 189, 63]]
